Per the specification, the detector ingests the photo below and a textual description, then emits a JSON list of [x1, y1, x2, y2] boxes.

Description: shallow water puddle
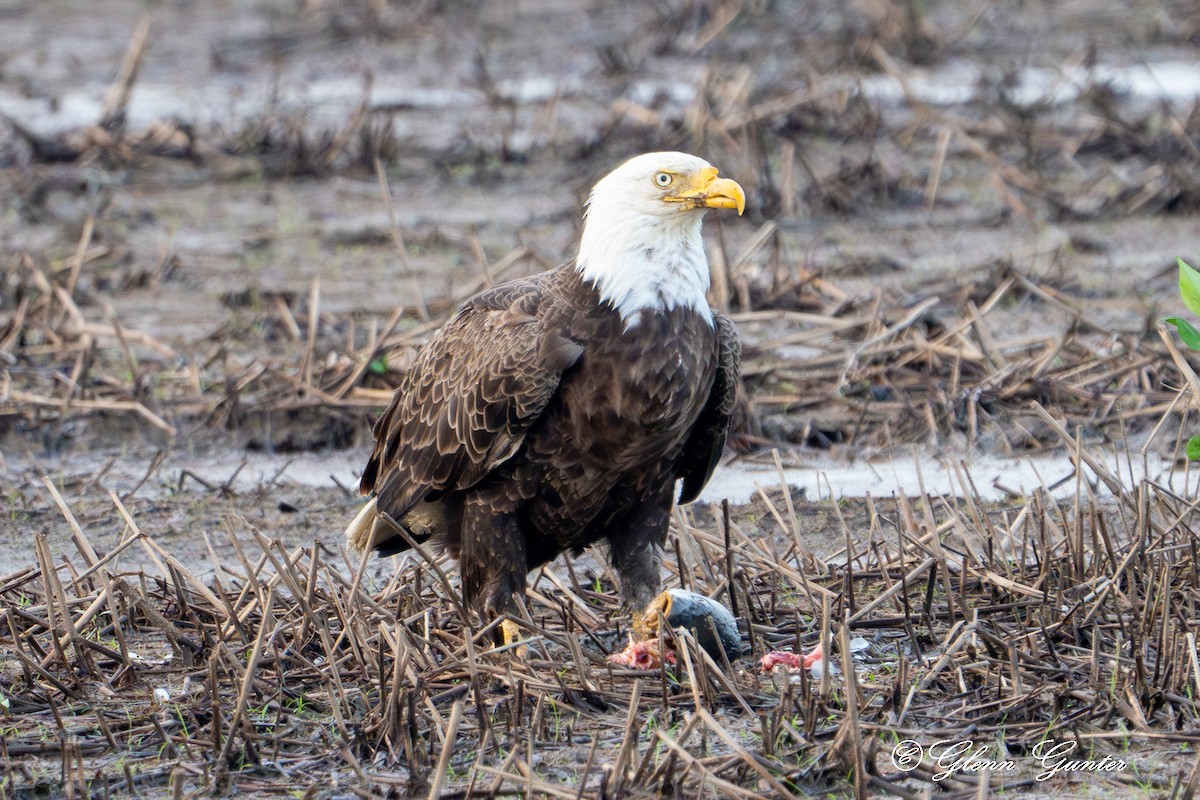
[[85, 446, 1172, 505], [700, 449, 1171, 504], [860, 59, 1200, 108], [4, 56, 1196, 141]]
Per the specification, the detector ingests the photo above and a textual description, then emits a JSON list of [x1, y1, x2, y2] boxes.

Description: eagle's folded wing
[[676, 310, 740, 504], [360, 280, 584, 524]]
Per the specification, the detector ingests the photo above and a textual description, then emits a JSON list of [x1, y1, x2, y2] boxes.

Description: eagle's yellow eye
[[654, 172, 673, 187]]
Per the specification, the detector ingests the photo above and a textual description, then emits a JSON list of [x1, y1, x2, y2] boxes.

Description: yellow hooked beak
[[666, 167, 746, 215]]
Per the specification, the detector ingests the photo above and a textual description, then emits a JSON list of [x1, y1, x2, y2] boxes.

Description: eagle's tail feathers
[[346, 497, 432, 556], [345, 496, 380, 552]]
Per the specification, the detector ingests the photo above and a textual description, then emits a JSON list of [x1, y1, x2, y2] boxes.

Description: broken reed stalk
[[300, 276, 320, 392], [375, 156, 430, 321], [836, 617, 867, 800], [214, 585, 275, 780], [98, 15, 152, 130], [427, 700, 465, 800]]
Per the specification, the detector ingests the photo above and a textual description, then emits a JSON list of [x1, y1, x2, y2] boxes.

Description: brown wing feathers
[[359, 278, 583, 542], [677, 311, 740, 504]]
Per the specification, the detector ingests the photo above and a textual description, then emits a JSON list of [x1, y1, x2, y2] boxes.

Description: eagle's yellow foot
[[609, 595, 674, 669], [499, 618, 527, 657], [632, 592, 671, 639], [630, 609, 653, 641]]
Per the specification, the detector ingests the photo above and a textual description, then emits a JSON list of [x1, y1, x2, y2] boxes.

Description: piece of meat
[[607, 636, 677, 669], [759, 645, 824, 674]]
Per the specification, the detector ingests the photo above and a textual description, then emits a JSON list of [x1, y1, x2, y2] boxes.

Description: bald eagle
[[346, 152, 744, 646]]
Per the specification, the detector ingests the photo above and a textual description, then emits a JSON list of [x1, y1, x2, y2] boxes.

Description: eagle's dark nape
[[346, 152, 744, 648]]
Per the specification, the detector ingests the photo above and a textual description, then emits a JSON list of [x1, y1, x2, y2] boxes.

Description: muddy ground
[[2, 0, 1200, 797]]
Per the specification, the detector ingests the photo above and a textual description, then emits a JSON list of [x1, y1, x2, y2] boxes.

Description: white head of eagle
[[576, 152, 746, 326]]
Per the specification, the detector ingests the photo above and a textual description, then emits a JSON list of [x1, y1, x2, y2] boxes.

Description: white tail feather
[[345, 496, 378, 551]]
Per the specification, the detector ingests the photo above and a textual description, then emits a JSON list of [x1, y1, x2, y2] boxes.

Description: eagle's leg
[[459, 500, 528, 649], [607, 498, 670, 640]]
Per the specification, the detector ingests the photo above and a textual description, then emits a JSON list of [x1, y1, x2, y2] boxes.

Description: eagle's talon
[[630, 608, 655, 641], [499, 618, 527, 657], [630, 591, 671, 640]]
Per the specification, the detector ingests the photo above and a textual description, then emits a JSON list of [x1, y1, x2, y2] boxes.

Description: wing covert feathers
[[677, 311, 741, 504], [351, 277, 583, 550]]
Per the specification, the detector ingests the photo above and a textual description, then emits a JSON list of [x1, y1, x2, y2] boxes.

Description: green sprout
[[1164, 258, 1200, 459]]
